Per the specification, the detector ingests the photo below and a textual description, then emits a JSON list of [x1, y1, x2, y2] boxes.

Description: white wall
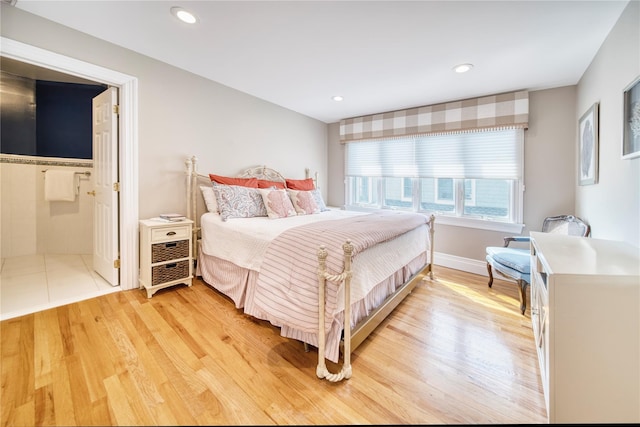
[[0, 5, 328, 222], [576, 0, 640, 247]]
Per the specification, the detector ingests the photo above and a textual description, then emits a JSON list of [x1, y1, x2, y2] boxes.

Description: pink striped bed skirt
[[196, 246, 426, 362]]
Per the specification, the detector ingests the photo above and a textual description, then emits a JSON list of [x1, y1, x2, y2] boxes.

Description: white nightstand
[[139, 218, 193, 298]]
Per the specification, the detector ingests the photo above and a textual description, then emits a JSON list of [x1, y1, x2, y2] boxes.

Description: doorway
[[0, 37, 139, 319]]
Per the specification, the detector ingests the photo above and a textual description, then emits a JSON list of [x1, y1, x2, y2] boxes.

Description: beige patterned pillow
[[287, 189, 320, 215], [259, 188, 297, 219]]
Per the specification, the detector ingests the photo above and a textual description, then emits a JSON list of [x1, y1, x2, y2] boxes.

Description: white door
[[92, 87, 119, 286]]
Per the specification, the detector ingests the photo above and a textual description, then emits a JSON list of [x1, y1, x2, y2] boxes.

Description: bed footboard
[[316, 241, 354, 382], [315, 214, 435, 382]]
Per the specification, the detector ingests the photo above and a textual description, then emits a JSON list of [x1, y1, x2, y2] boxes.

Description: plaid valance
[[339, 90, 529, 143]]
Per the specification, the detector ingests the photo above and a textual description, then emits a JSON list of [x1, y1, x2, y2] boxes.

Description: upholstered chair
[[486, 215, 590, 315]]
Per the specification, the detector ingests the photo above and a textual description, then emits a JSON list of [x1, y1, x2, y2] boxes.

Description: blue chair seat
[[486, 246, 531, 314], [486, 246, 530, 277]]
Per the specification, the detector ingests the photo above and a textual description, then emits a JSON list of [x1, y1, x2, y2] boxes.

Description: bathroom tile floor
[[0, 254, 121, 321]]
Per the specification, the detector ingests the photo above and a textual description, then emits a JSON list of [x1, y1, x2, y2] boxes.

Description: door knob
[[87, 190, 96, 196]]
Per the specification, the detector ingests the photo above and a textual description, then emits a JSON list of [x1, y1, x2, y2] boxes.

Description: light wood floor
[[1, 266, 548, 426]]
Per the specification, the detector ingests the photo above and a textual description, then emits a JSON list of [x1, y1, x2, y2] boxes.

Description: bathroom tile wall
[[1, 155, 93, 258]]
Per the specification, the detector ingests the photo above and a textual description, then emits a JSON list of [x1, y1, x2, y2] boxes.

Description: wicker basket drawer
[[151, 260, 190, 286], [151, 239, 189, 263]]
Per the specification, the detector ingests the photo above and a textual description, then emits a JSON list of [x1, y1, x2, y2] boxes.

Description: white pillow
[[200, 185, 219, 214]]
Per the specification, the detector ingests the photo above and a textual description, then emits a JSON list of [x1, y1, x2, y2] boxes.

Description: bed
[[185, 156, 435, 382]]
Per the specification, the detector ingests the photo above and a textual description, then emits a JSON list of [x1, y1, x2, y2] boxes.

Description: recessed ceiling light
[[453, 63, 473, 73], [332, 95, 344, 102], [171, 7, 198, 24]]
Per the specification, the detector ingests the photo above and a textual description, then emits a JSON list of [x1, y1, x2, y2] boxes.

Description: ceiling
[[12, 0, 630, 124]]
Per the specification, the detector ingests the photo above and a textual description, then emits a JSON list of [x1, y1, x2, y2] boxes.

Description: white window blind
[[346, 128, 523, 180]]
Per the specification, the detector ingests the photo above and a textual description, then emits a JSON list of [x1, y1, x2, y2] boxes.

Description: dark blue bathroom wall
[[0, 72, 37, 156], [35, 80, 107, 159]]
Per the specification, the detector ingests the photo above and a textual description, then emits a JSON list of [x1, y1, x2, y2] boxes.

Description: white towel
[[44, 170, 77, 202]]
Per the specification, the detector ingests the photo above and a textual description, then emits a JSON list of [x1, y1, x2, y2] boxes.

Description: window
[[350, 176, 379, 206], [435, 178, 454, 205], [464, 179, 476, 206], [402, 177, 413, 201], [345, 128, 524, 231]]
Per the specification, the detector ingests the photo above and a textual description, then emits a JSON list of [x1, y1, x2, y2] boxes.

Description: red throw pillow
[[257, 179, 286, 189], [285, 177, 314, 191], [209, 173, 258, 188]]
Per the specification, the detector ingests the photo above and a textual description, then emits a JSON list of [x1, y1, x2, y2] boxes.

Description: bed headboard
[[237, 165, 286, 183], [185, 156, 319, 254]]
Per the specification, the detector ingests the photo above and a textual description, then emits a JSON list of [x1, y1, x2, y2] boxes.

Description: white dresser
[[529, 232, 640, 423]]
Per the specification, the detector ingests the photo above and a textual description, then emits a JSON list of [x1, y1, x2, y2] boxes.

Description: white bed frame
[[184, 156, 435, 382]]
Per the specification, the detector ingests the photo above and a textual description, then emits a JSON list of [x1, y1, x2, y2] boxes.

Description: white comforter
[[199, 209, 429, 306], [200, 209, 368, 271]]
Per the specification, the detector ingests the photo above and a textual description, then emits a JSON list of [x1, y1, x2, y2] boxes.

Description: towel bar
[[41, 170, 91, 176]]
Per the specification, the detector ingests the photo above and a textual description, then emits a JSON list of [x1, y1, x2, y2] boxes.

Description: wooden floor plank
[[102, 374, 138, 426], [50, 356, 76, 426], [1, 266, 548, 425], [63, 353, 95, 426]]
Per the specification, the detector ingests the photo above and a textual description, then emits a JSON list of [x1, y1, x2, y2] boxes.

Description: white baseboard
[[432, 251, 489, 277]]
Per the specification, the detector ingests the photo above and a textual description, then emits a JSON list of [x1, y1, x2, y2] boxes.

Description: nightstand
[[139, 218, 193, 298]]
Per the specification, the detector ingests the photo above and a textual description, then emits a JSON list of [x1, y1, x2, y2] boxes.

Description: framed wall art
[[622, 75, 640, 159], [579, 102, 599, 186]]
